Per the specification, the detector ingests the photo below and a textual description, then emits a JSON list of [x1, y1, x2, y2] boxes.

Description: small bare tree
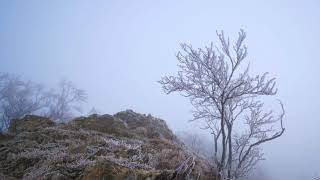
[[46, 79, 87, 121], [0, 73, 49, 131], [159, 30, 285, 179]]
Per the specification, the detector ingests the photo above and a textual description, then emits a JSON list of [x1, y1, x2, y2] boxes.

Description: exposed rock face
[[0, 110, 213, 180]]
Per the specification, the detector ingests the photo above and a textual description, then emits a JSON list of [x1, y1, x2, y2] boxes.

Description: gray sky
[[1, 0, 320, 179]]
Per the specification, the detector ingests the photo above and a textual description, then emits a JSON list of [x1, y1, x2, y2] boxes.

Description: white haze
[[1, 1, 320, 179]]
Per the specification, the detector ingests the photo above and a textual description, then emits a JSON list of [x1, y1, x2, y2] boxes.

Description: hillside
[[0, 110, 213, 180]]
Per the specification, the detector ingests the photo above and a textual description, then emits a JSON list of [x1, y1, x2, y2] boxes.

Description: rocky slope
[[0, 110, 213, 180]]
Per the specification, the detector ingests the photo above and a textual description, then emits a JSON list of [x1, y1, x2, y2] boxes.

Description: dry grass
[[0, 111, 213, 179]]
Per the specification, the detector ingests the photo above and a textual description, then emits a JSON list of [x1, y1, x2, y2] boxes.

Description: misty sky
[[1, 1, 320, 179]]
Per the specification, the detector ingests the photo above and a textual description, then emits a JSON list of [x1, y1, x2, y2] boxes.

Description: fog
[[1, 0, 320, 179]]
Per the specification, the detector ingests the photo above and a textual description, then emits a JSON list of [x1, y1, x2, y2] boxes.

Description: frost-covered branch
[[159, 30, 285, 180]]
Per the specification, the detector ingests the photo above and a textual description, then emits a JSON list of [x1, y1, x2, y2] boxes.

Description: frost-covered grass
[[0, 112, 213, 179]]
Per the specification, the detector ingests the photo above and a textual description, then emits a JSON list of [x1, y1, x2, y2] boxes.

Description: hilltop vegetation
[[0, 110, 212, 180]]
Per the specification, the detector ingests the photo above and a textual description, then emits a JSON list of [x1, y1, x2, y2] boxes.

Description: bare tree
[[159, 30, 285, 180], [46, 79, 87, 121], [0, 73, 48, 131], [0, 73, 88, 131]]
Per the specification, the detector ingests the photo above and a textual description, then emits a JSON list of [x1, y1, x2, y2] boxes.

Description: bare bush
[[159, 30, 285, 179]]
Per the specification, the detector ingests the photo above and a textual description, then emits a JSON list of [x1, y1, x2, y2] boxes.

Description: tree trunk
[[218, 105, 226, 178], [227, 125, 233, 179]]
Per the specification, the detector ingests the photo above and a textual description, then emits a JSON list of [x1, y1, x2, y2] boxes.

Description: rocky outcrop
[[0, 110, 213, 180]]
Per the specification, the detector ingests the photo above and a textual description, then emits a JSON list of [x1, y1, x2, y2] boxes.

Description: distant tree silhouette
[[0, 73, 48, 131], [176, 131, 211, 157], [46, 79, 87, 121], [0, 73, 88, 131]]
